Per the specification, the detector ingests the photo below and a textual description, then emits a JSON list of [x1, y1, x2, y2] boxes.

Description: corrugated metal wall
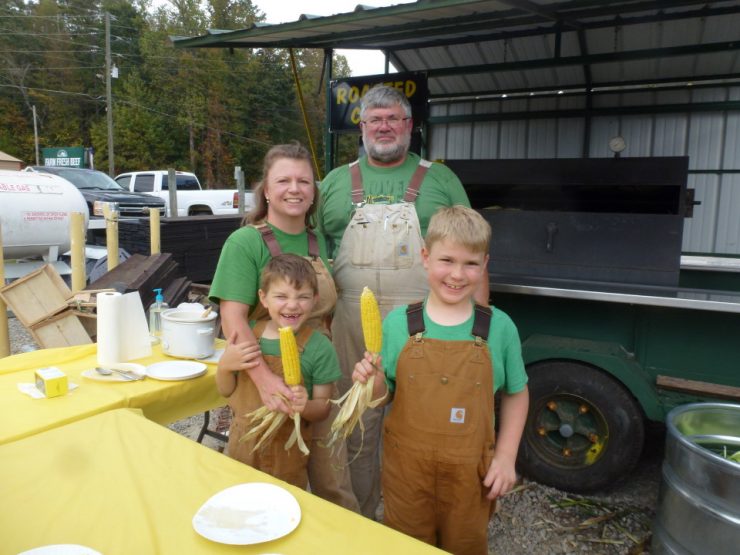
[[428, 86, 740, 254]]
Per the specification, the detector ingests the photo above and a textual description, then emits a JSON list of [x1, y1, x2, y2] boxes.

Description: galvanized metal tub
[[652, 402, 740, 554]]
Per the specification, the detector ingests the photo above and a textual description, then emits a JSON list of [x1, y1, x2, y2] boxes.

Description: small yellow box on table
[[35, 367, 69, 398]]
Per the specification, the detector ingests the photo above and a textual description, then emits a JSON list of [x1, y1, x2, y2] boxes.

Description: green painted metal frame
[[493, 287, 740, 422]]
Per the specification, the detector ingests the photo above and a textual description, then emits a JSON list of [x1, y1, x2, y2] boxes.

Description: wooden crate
[[0, 264, 72, 326], [29, 309, 93, 349], [77, 311, 98, 341]]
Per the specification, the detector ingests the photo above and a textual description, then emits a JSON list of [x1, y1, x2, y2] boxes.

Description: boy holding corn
[[217, 254, 341, 489], [352, 206, 529, 555]]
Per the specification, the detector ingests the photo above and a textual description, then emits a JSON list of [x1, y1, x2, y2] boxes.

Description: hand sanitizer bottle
[[148, 288, 169, 343]]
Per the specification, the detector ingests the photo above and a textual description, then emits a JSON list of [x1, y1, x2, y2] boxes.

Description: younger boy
[[217, 254, 340, 489], [353, 205, 529, 555]]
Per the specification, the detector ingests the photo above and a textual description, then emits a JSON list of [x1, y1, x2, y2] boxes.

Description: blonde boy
[[217, 254, 341, 489], [353, 205, 529, 555]]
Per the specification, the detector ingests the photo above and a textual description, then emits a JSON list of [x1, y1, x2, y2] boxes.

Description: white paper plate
[[145, 360, 207, 381], [192, 482, 301, 545], [18, 546, 102, 555], [81, 363, 147, 382]]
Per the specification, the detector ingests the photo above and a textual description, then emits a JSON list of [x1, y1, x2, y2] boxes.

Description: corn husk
[[325, 374, 386, 455], [239, 394, 310, 456]]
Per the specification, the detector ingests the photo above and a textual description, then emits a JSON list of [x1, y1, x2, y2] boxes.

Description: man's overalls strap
[[255, 223, 319, 258], [348, 158, 434, 203], [406, 301, 492, 340]]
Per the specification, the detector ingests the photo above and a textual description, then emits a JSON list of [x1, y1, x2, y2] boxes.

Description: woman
[[209, 142, 358, 512]]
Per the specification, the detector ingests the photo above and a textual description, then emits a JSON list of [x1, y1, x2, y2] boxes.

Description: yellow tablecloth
[[0, 408, 446, 554], [0, 342, 226, 445]]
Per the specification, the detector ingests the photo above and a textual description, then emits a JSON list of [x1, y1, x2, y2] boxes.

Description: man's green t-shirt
[[380, 301, 528, 395], [209, 224, 331, 309], [317, 152, 470, 258], [255, 327, 341, 399]]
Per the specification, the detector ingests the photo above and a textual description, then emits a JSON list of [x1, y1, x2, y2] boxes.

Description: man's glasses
[[361, 116, 410, 129]]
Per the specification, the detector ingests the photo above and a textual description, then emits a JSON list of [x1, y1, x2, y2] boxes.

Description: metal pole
[[105, 12, 114, 177], [0, 222, 10, 358], [324, 48, 334, 175], [167, 168, 178, 217], [32, 105, 39, 166], [235, 166, 245, 217], [70, 212, 86, 292]]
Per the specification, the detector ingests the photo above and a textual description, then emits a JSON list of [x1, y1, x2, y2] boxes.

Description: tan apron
[[382, 303, 496, 555], [248, 224, 337, 332], [227, 321, 312, 489], [330, 159, 432, 519], [245, 224, 359, 512]]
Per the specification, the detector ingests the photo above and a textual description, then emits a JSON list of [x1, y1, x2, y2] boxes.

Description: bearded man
[[318, 84, 487, 519]]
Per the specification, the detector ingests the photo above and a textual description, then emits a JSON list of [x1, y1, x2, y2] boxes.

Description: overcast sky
[[251, 0, 415, 76]]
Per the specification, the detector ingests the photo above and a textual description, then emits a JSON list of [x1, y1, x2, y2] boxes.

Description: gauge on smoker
[[609, 135, 626, 153]]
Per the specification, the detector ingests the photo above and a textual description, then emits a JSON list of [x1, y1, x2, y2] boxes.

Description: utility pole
[[105, 12, 114, 177], [32, 105, 39, 165]]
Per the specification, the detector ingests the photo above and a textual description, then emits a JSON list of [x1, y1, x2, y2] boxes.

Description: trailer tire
[[518, 361, 645, 492]]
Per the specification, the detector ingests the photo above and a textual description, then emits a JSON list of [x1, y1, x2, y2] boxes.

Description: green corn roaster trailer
[[448, 156, 740, 492]]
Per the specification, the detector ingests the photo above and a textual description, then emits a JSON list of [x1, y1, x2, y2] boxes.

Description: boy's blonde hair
[[425, 205, 491, 254], [260, 253, 318, 295]]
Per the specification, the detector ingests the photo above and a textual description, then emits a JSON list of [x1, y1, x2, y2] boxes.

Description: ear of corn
[[239, 326, 309, 456], [361, 287, 382, 355], [279, 326, 302, 386], [325, 286, 387, 454]]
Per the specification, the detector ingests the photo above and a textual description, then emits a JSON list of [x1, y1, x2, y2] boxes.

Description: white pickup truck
[[114, 170, 253, 217]]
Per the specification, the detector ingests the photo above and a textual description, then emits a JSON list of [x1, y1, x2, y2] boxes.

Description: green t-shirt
[[254, 327, 341, 399], [209, 224, 331, 309], [317, 152, 471, 258], [380, 301, 528, 395]]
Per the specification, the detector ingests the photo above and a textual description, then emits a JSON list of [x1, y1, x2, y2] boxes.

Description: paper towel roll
[[97, 291, 152, 366]]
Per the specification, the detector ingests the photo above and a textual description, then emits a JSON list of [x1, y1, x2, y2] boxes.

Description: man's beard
[[364, 133, 411, 164]]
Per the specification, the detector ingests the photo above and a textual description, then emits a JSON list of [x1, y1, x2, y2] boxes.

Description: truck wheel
[[189, 207, 212, 216], [518, 361, 645, 492]]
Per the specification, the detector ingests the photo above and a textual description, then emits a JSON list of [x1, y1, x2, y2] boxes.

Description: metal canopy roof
[[172, 0, 740, 100]]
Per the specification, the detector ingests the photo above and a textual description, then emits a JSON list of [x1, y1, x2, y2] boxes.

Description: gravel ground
[[7, 313, 661, 554]]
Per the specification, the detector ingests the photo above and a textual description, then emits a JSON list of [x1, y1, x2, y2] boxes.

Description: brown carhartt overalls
[[382, 303, 496, 555], [227, 321, 313, 489], [246, 225, 359, 512]]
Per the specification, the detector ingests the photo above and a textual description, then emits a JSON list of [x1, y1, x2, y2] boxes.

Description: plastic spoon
[[95, 367, 138, 381]]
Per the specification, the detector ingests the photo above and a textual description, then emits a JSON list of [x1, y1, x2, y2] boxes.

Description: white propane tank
[[0, 170, 89, 259]]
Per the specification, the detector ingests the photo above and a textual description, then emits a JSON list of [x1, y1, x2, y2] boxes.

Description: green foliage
[[0, 0, 353, 185]]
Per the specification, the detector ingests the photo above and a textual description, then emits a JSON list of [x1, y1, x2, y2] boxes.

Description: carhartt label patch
[[450, 408, 466, 423]]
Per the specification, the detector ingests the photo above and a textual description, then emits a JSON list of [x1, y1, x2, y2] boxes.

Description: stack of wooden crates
[[0, 265, 94, 348]]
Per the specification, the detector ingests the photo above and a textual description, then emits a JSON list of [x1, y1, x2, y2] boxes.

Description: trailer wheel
[[518, 361, 645, 492]]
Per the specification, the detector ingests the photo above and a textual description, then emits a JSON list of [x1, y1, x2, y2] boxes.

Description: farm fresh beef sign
[[42, 147, 85, 168]]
